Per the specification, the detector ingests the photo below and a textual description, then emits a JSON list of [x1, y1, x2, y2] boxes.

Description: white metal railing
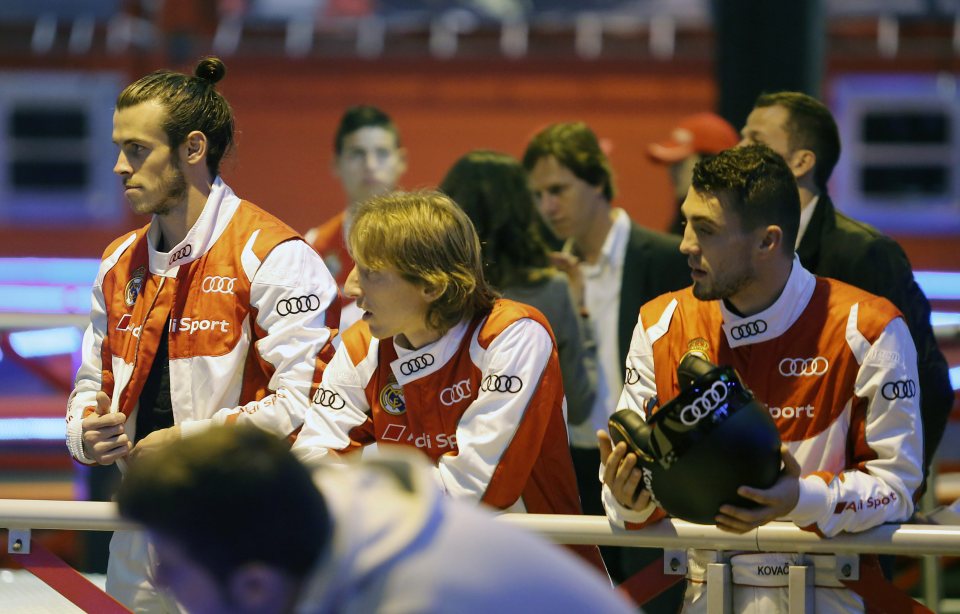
[[4, 500, 960, 612], [4, 499, 960, 555]]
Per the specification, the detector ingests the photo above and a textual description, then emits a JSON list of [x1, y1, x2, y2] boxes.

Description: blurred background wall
[[0, 0, 956, 265]]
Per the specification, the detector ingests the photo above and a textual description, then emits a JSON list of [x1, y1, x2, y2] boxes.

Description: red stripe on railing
[[12, 538, 130, 613]]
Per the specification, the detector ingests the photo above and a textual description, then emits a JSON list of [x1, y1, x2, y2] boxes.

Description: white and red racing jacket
[[66, 178, 340, 463], [603, 257, 923, 538], [292, 298, 605, 572]]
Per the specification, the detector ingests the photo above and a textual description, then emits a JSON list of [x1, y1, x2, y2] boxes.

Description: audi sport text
[[380, 424, 457, 450], [834, 492, 898, 513], [768, 404, 815, 419], [169, 318, 230, 334], [116, 314, 142, 338]]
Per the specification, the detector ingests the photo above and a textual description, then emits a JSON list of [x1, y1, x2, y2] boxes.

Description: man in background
[[304, 105, 407, 289], [523, 122, 688, 606], [647, 112, 740, 236], [739, 91, 952, 479]]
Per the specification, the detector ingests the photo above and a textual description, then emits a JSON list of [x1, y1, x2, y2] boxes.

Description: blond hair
[[350, 190, 498, 333]]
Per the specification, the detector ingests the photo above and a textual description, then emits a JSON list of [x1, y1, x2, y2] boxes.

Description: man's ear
[[421, 280, 445, 304], [228, 563, 291, 610], [183, 130, 208, 167], [787, 148, 816, 181], [757, 225, 784, 257]]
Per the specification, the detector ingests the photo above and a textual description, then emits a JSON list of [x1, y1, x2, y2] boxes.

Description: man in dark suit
[[523, 122, 689, 608], [740, 91, 953, 479]]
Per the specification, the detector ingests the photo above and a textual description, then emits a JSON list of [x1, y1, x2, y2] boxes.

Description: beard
[[149, 165, 188, 216], [126, 152, 188, 216], [691, 262, 755, 302]]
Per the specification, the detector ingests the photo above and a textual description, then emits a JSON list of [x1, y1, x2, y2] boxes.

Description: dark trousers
[[571, 445, 684, 613]]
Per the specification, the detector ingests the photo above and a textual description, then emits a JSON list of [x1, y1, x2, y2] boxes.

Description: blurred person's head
[[680, 145, 799, 313], [117, 426, 330, 614], [648, 112, 739, 202], [440, 150, 551, 288], [740, 92, 840, 194], [345, 190, 497, 349], [333, 105, 407, 208], [522, 122, 614, 242], [114, 57, 234, 216]]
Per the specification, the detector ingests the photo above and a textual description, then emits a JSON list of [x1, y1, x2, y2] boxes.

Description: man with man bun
[[66, 57, 340, 610]]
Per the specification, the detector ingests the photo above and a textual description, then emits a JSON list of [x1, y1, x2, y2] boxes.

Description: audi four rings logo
[[201, 276, 237, 294], [730, 319, 768, 340], [313, 388, 345, 409], [625, 368, 642, 385], [400, 353, 435, 375], [679, 381, 728, 426], [168, 244, 192, 264], [276, 294, 321, 316], [778, 357, 829, 377], [881, 379, 917, 400], [481, 374, 523, 393], [440, 379, 472, 406]]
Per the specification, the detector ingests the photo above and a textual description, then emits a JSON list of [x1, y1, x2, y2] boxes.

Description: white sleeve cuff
[[597, 461, 659, 526], [66, 419, 97, 465], [786, 475, 830, 528]]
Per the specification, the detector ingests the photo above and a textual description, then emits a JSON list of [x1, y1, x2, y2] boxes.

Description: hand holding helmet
[[608, 354, 782, 525]]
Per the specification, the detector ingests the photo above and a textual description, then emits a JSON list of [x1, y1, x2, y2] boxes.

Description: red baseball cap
[[647, 112, 740, 164]]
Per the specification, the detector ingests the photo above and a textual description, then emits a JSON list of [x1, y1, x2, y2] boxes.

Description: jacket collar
[[795, 192, 836, 270], [146, 177, 242, 277], [719, 255, 815, 348]]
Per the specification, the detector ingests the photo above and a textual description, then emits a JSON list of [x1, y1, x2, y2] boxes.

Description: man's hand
[[81, 391, 132, 465], [128, 425, 182, 463], [597, 430, 651, 510], [715, 445, 801, 533], [548, 252, 584, 312]]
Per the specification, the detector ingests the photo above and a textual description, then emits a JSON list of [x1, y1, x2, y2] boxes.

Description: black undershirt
[[135, 319, 174, 443]]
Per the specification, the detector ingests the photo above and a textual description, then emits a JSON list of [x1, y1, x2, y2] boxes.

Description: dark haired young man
[[304, 105, 407, 288], [740, 91, 951, 478], [66, 57, 340, 610], [600, 145, 923, 613], [119, 426, 635, 614]]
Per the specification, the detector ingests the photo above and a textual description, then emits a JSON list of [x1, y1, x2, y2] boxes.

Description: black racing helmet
[[609, 354, 782, 525]]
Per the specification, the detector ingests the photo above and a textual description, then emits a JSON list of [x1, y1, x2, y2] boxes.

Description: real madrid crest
[[379, 375, 406, 415], [681, 337, 710, 363], [124, 266, 146, 307]]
